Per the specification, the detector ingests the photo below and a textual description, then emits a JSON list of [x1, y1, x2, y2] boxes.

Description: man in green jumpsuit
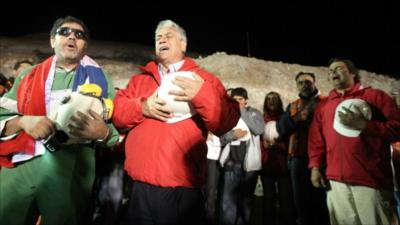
[[0, 16, 118, 225]]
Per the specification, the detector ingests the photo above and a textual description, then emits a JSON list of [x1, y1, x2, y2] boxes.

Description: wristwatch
[[97, 127, 110, 143]]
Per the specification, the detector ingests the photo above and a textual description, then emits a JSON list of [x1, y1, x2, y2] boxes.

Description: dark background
[[1, 2, 399, 78]]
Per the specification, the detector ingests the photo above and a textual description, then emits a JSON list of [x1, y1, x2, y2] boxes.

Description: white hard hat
[[158, 71, 197, 123], [263, 120, 279, 142], [333, 98, 372, 137]]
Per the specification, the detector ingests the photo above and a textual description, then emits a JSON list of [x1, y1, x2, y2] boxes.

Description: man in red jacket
[[113, 19, 240, 225], [309, 58, 400, 225]]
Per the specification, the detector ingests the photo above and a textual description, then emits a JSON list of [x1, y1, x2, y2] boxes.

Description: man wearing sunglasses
[[0, 16, 118, 225], [113, 19, 240, 225]]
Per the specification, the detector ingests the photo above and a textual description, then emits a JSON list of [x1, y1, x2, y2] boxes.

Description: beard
[[55, 45, 86, 64]]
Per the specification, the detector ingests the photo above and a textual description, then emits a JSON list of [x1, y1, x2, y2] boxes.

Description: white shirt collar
[[158, 60, 185, 79]]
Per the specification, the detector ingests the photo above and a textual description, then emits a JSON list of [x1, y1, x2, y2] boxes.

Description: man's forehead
[[329, 61, 346, 69], [61, 22, 83, 30], [297, 74, 314, 81], [267, 94, 278, 99], [156, 27, 177, 35]]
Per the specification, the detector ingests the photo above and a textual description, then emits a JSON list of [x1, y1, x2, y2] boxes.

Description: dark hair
[[50, 16, 90, 40], [263, 91, 284, 114], [230, 87, 248, 99], [0, 73, 8, 85], [328, 58, 360, 83], [8, 77, 15, 86], [13, 60, 33, 71], [295, 72, 316, 82]]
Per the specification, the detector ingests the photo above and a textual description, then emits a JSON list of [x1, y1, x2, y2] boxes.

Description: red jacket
[[308, 83, 400, 190], [113, 58, 240, 188]]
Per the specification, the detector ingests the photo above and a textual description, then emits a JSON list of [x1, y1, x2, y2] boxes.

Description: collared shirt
[[13, 67, 77, 163], [158, 60, 185, 79]]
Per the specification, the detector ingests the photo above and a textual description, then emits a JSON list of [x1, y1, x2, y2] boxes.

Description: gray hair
[[155, 20, 187, 43]]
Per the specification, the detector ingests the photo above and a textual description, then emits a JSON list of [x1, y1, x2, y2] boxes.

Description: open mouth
[[332, 75, 340, 80], [159, 46, 169, 52], [66, 42, 76, 49]]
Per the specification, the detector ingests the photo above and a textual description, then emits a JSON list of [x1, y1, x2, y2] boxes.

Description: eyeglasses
[[56, 27, 87, 40]]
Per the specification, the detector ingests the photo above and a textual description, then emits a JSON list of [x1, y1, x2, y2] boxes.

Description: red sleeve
[[190, 69, 240, 136], [308, 102, 326, 169], [112, 76, 145, 129], [361, 90, 400, 142]]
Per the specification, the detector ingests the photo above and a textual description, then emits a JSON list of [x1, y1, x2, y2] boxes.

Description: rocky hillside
[[1, 34, 398, 110]]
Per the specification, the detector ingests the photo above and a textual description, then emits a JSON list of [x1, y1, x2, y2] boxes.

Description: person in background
[[13, 60, 34, 77], [276, 72, 329, 225], [390, 81, 400, 219], [92, 132, 128, 225], [0, 73, 12, 96], [113, 19, 240, 225], [5, 60, 35, 93], [260, 91, 295, 225], [0, 16, 119, 225], [309, 58, 400, 225], [219, 87, 264, 225], [205, 132, 223, 225]]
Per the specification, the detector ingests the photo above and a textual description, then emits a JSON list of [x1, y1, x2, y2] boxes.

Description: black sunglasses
[[56, 27, 87, 40]]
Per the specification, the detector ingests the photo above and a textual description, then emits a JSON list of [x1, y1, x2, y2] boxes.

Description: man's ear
[[50, 38, 55, 49], [180, 40, 187, 54]]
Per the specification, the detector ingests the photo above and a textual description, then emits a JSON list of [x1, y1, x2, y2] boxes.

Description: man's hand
[[68, 110, 109, 140], [262, 139, 268, 148], [18, 116, 56, 140], [142, 88, 171, 122], [233, 129, 248, 139], [262, 139, 277, 148], [170, 72, 204, 102], [338, 105, 367, 130], [392, 142, 400, 161], [311, 167, 327, 188]]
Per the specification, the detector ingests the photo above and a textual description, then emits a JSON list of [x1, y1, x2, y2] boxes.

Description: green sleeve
[[102, 72, 119, 147], [104, 72, 116, 99]]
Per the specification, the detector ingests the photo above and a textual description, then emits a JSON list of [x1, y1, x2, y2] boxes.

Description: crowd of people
[[0, 15, 400, 225]]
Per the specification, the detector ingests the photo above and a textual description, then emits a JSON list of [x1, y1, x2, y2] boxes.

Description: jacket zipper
[[339, 97, 344, 182]]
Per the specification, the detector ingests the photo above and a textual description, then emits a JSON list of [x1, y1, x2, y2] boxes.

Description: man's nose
[[67, 32, 77, 39], [158, 36, 167, 43]]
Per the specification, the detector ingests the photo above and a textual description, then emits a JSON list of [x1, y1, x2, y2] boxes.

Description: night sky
[[1, 2, 399, 78]]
